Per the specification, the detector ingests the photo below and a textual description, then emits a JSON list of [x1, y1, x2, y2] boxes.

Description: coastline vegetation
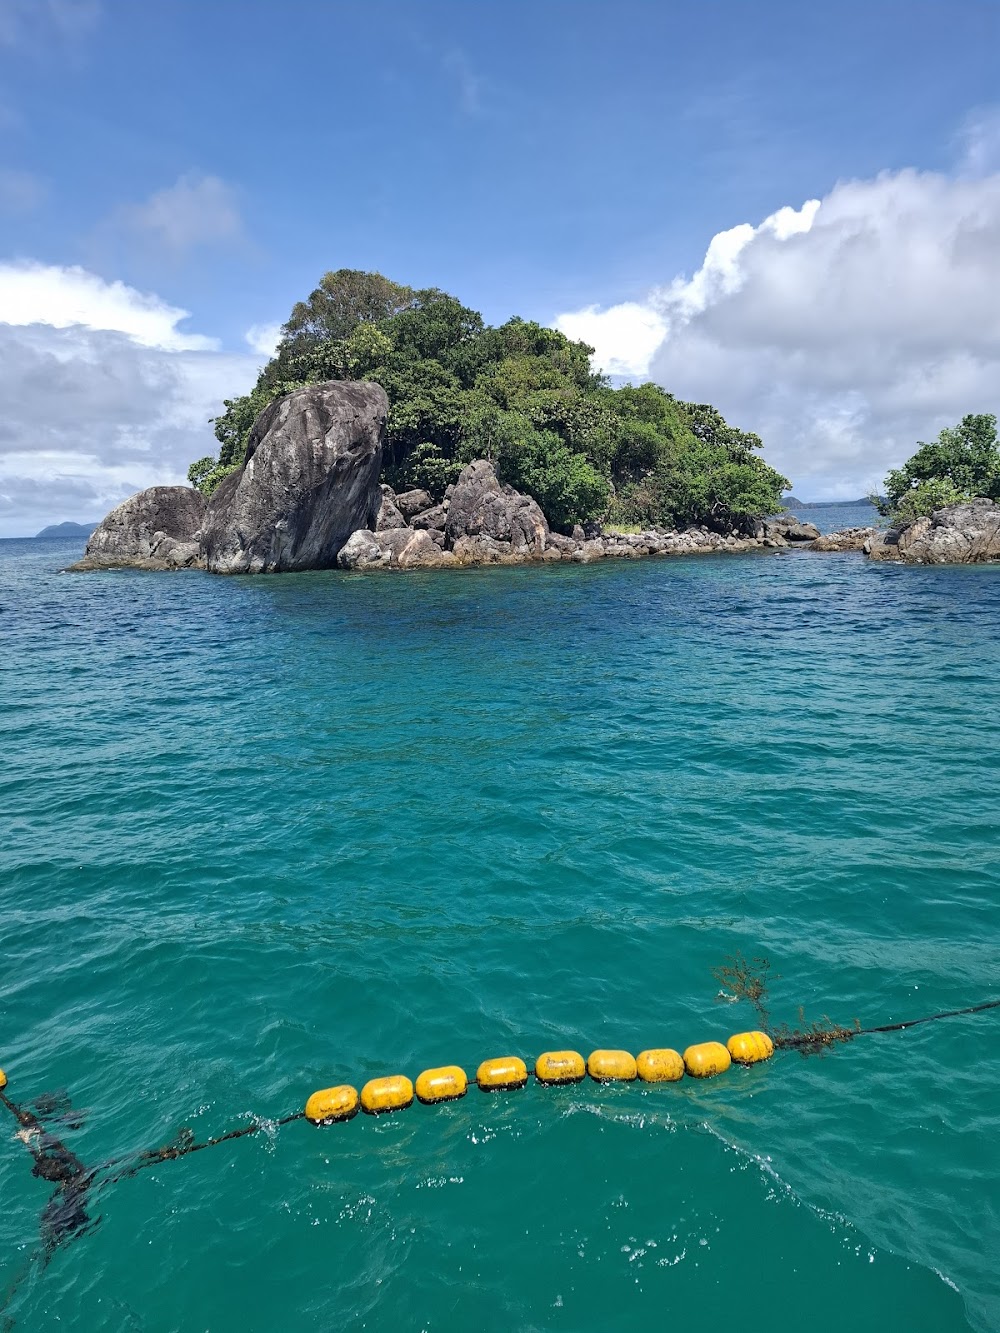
[[189, 269, 788, 531], [873, 413, 1000, 522]]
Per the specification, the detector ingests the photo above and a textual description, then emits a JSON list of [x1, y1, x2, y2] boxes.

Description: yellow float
[[0, 1068, 6, 1091], [476, 1056, 528, 1090], [535, 1050, 586, 1084], [683, 1041, 732, 1078], [587, 1049, 637, 1081], [360, 1074, 414, 1114], [727, 1030, 774, 1065], [304, 1084, 359, 1125], [415, 1065, 468, 1104], [636, 1048, 685, 1082]]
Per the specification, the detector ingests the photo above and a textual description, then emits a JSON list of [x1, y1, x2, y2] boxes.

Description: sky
[[1, 0, 999, 533]]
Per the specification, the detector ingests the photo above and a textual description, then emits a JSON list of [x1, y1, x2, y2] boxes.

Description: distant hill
[[782, 496, 875, 509], [34, 521, 98, 539]]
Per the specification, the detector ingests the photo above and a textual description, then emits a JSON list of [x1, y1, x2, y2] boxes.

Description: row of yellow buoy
[[304, 1031, 775, 1126]]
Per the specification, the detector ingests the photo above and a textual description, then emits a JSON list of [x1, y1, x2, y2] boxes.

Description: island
[[70, 270, 1000, 573], [35, 521, 98, 539]]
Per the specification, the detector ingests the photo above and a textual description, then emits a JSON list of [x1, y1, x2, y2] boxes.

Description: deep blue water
[[783, 500, 881, 532], [1, 534, 997, 1332]]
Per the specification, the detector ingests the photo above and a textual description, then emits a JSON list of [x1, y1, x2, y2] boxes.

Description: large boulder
[[69, 486, 205, 571], [395, 489, 435, 521], [411, 503, 449, 530], [201, 381, 387, 574], [445, 460, 549, 555], [764, 516, 821, 542], [866, 499, 1000, 563]]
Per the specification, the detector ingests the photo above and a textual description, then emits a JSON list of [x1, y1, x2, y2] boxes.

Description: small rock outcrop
[[810, 526, 878, 552], [395, 489, 436, 521], [375, 485, 407, 531], [69, 486, 205, 571], [765, 516, 821, 542], [201, 380, 387, 573], [337, 527, 458, 570], [445, 459, 549, 555], [865, 499, 1000, 564]]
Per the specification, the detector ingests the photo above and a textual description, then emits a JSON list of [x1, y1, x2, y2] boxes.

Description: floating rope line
[[0, 992, 997, 1313]]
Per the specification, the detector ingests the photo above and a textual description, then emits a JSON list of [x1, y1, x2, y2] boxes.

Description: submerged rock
[[866, 499, 1000, 564], [201, 380, 387, 573], [69, 487, 205, 571]]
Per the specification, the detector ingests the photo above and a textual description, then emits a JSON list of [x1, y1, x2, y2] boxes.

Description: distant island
[[35, 521, 98, 539], [782, 497, 875, 509]]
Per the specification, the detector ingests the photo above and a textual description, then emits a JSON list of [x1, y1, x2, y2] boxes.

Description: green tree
[[877, 414, 1000, 519], [193, 270, 786, 531], [282, 269, 415, 349], [187, 455, 239, 497]]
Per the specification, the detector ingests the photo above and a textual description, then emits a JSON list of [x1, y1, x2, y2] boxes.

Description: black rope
[[856, 996, 1000, 1035], [771, 996, 1000, 1050], [2, 992, 997, 1301]]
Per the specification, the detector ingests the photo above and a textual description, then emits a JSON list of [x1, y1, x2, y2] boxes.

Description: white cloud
[[118, 172, 244, 254], [556, 165, 1000, 499], [0, 262, 259, 535], [244, 321, 283, 358], [555, 302, 667, 379], [0, 261, 216, 350]]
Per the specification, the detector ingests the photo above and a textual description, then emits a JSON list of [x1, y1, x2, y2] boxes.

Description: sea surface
[[1, 529, 998, 1333], [782, 499, 882, 533]]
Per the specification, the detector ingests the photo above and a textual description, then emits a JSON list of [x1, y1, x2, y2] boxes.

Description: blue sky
[[2, 0, 999, 531]]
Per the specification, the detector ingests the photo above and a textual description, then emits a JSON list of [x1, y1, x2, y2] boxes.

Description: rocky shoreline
[[69, 379, 1000, 575]]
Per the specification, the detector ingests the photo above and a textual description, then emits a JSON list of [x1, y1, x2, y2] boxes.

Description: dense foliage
[[876, 414, 1000, 522], [191, 269, 788, 530]]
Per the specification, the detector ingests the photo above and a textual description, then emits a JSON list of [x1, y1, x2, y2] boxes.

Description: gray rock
[[337, 529, 392, 570], [411, 503, 449, 530], [337, 527, 457, 570], [810, 526, 878, 552], [69, 486, 205, 571], [395, 489, 435, 521], [445, 459, 549, 555], [573, 539, 606, 564], [201, 380, 386, 574], [866, 499, 1000, 563], [764, 516, 821, 542], [451, 534, 520, 565], [375, 484, 407, 531], [784, 521, 822, 542]]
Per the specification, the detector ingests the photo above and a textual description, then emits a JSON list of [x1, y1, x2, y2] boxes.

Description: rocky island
[[70, 379, 1000, 575], [71, 380, 827, 575]]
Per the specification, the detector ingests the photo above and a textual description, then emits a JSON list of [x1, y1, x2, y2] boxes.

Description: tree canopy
[[193, 269, 788, 531], [876, 414, 1000, 522]]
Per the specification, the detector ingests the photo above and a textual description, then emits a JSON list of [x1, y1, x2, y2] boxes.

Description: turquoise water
[[2, 535, 998, 1332]]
